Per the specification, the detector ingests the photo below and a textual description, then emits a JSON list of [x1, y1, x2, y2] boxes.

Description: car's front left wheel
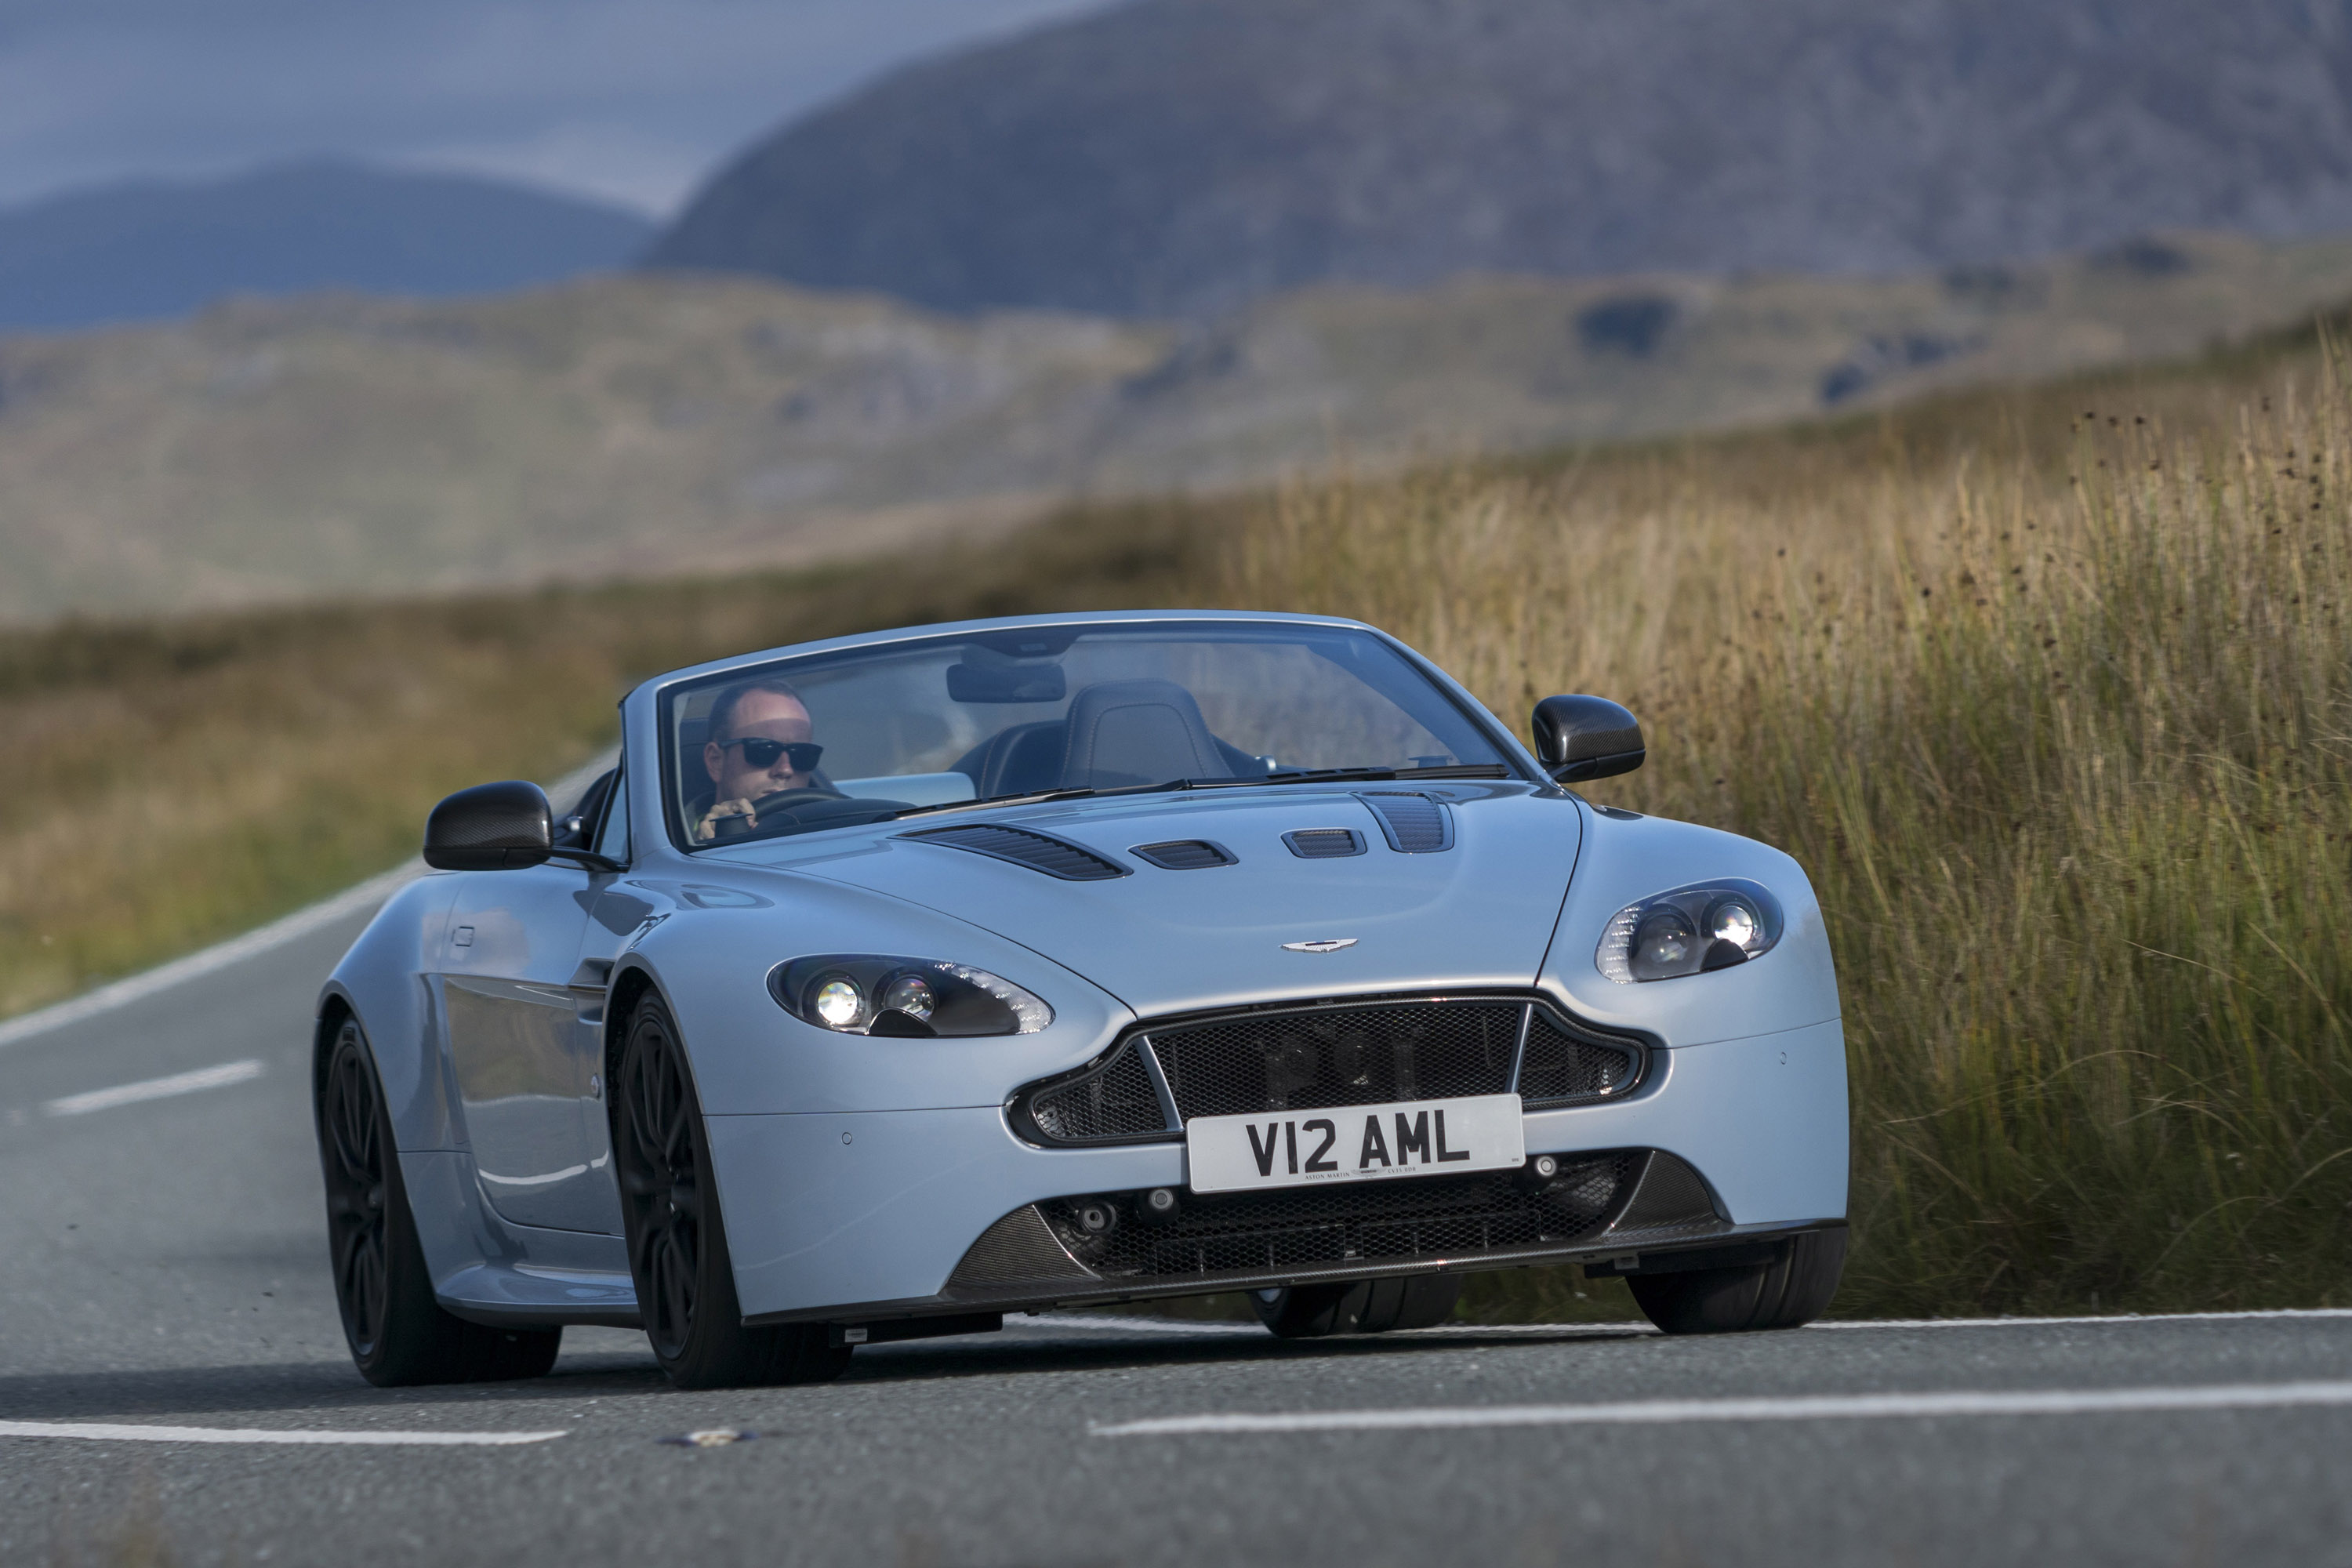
[[612, 993, 851, 1390], [315, 1018, 563, 1385]]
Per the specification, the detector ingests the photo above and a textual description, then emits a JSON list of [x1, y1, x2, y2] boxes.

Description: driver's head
[[704, 679, 817, 801]]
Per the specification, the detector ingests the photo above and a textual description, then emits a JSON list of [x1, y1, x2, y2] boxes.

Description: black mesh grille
[[1049, 1154, 1642, 1280], [1149, 1000, 1523, 1120], [1517, 1011, 1642, 1107], [1024, 1045, 1171, 1142], [1131, 839, 1236, 870], [902, 823, 1128, 880], [1283, 828, 1365, 858], [1358, 792, 1452, 852]]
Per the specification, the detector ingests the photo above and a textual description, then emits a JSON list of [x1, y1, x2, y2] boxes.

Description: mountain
[[648, 0, 2352, 318], [0, 162, 656, 331], [2, 230, 2346, 623]]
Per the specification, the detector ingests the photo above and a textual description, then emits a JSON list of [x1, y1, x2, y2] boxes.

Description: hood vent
[[1131, 839, 1237, 870], [1357, 791, 1454, 853], [901, 823, 1129, 880], [1283, 827, 1367, 859]]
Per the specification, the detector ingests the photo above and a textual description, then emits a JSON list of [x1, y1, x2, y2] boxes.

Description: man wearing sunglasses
[[693, 679, 835, 842]]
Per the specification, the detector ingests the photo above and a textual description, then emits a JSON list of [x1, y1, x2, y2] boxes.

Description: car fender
[[318, 873, 466, 1152]]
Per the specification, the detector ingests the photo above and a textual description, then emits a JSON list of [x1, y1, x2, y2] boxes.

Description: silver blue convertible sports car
[[314, 611, 1848, 1388]]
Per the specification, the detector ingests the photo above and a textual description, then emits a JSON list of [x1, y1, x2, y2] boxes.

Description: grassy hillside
[[5, 320, 2348, 1318], [4, 231, 2350, 622]]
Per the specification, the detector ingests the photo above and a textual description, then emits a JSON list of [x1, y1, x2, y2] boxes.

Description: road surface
[[2, 898, 2349, 1566]]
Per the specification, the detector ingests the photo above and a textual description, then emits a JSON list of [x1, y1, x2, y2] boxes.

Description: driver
[[693, 678, 835, 841]]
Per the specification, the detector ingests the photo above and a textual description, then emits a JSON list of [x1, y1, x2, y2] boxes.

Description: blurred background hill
[[0, 162, 653, 332], [650, 0, 2352, 317], [9, 0, 2352, 620], [5, 230, 2350, 621]]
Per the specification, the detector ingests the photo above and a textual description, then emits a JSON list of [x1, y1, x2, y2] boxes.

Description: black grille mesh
[[1131, 839, 1236, 870], [1051, 1154, 1642, 1280], [1517, 1012, 1642, 1107], [1283, 828, 1364, 858], [1149, 1001, 1523, 1120], [1025, 1044, 1169, 1142], [902, 823, 1127, 880], [1359, 792, 1451, 852]]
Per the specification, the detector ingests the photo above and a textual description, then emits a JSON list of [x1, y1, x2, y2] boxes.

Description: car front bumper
[[709, 1016, 1847, 1325]]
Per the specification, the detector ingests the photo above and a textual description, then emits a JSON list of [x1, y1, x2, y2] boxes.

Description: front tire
[[612, 994, 851, 1390], [1627, 1229, 1847, 1334], [1253, 1273, 1462, 1338], [314, 1018, 562, 1385]]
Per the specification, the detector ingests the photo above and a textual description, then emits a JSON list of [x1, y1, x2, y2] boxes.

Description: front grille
[[1149, 999, 1526, 1120], [1054, 1153, 1642, 1279], [1008, 996, 1648, 1148], [901, 823, 1129, 880], [1357, 791, 1453, 852], [1021, 1044, 1169, 1143]]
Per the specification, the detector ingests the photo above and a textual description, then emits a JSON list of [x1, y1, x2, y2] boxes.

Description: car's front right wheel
[[1626, 1229, 1847, 1334], [612, 993, 851, 1390]]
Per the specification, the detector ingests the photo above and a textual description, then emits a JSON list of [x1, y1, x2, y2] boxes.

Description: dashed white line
[[1091, 1379, 2352, 1437], [43, 1060, 263, 1117], [0, 1420, 566, 1447]]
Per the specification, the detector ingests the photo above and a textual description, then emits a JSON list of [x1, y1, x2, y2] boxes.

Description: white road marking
[[1807, 1308, 2352, 1330], [0, 1420, 566, 1446], [1092, 1379, 2352, 1438], [0, 753, 615, 1051], [44, 1060, 263, 1117]]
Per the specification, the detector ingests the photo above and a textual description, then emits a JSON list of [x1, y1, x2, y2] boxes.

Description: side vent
[[1131, 839, 1237, 870], [1357, 791, 1454, 853], [1283, 828, 1367, 859], [901, 823, 1129, 880]]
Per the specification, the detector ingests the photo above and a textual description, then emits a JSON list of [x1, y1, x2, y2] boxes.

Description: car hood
[[717, 783, 1584, 1017]]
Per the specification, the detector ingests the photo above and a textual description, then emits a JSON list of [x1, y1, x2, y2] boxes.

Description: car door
[[441, 856, 608, 1233]]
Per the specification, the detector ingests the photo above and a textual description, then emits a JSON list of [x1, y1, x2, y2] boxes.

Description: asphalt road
[[3, 904, 2350, 1568]]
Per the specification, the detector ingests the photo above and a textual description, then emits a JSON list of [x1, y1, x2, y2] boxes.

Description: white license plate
[[1185, 1094, 1526, 1194]]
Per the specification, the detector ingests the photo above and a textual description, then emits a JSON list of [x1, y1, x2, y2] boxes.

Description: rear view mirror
[[423, 780, 554, 870], [1531, 695, 1645, 782], [946, 661, 1067, 703]]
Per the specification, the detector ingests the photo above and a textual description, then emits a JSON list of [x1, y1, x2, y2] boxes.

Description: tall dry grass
[[1221, 348, 2352, 1316]]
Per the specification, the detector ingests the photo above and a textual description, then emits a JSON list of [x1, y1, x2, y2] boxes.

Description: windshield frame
[[653, 615, 1542, 855]]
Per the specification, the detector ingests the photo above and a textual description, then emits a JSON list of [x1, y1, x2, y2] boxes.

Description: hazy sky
[[0, 0, 1123, 216]]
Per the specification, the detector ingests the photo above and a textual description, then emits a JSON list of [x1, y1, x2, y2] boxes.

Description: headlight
[[1596, 880, 1783, 983], [768, 955, 1052, 1036]]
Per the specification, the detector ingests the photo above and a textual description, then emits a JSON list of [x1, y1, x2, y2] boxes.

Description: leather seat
[[1054, 680, 1232, 789]]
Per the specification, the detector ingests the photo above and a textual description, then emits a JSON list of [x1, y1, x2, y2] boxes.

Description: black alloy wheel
[[613, 993, 851, 1389], [1252, 1273, 1463, 1338], [1627, 1229, 1848, 1334], [314, 1018, 562, 1385]]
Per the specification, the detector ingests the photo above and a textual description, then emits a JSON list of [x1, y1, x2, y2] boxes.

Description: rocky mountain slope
[[1, 230, 2346, 621], [650, 0, 2352, 318]]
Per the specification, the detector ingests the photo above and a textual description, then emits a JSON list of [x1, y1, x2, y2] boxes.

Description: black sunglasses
[[719, 737, 823, 771]]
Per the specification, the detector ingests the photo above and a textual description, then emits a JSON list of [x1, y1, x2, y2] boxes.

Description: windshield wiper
[[885, 763, 1514, 822]]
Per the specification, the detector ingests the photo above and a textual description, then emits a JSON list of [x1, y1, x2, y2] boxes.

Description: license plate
[[1185, 1094, 1525, 1194]]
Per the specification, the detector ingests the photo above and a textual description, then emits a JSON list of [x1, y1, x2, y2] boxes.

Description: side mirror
[[424, 780, 554, 870], [1531, 695, 1645, 782]]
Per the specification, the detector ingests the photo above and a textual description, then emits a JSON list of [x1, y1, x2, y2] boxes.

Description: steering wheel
[[709, 786, 909, 843]]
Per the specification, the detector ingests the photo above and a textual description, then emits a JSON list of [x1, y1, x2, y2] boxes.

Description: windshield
[[662, 620, 1515, 848]]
